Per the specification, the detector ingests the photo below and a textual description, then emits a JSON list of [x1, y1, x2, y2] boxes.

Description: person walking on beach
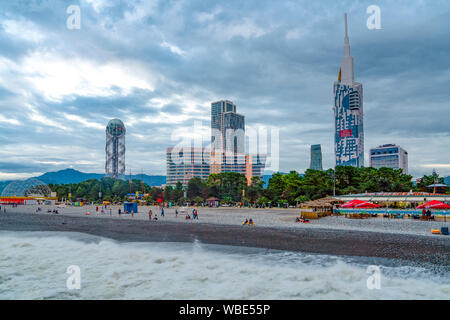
[[109, 208, 112, 216], [161, 207, 165, 217], [175, 208, 178, 218], [148, 209, 153, 220]]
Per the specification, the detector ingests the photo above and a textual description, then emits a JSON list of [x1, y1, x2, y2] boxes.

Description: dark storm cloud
[[0, 0, 449, 179]]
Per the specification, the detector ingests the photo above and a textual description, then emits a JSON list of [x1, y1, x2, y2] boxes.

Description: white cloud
[[0, 115, 20, 125], [196, 7, 222, 23], [0, 172, 44, 181], [63, 113, 104, 130], [160, 41, 185, 56], [1, 19, 46, 43], [19, 51, 156, 102]]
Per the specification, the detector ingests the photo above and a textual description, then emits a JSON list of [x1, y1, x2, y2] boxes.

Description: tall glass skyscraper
[[210, 100, 246, 174], [310, 144, 323, 170], [211, 100, 245, 154], [333, 14, 364, 167]]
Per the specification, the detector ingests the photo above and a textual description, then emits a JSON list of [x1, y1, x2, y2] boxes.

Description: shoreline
[[0, 210, 448, 266]]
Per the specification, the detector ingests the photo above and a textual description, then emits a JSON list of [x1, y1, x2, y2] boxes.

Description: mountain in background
[[0, 168, 166, 194], [36, 168, 166, 186], [445, 176, 450, 185]]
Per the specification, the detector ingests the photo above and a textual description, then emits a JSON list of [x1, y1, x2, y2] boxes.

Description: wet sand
[[0, 209, 448, 266]]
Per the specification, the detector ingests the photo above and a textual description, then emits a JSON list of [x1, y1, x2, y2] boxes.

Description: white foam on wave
[[0, 231, 448, 300]]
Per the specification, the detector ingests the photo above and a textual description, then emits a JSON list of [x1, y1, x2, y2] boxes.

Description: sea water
[[0, 231, 448, 299]]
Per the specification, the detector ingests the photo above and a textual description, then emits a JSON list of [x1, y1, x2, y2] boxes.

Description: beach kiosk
[[124, 202, 138, 214]]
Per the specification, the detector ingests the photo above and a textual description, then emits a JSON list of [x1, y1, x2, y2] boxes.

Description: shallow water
[[0, 231, 448, 299]]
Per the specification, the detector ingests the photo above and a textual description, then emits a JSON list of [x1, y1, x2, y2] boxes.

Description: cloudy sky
[[0, 0, 449, 180]]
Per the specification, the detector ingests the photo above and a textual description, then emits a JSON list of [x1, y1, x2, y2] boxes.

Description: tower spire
[[340, 13, 354, 84]]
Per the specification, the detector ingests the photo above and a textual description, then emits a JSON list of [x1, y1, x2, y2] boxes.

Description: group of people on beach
[[243, 218, 254, 225]]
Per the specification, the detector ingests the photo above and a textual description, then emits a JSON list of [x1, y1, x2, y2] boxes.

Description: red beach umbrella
[[340, 199, 366, 208], [417, 200, 450, 209], [354, 201, 380, 208], [340, 199, 380, 208]]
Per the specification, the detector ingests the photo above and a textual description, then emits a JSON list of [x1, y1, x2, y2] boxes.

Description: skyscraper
[[105, 118, 126, 178], [310, 144, 323, 170], [333, 14, 364, 167], [210, 100, 245, 173], [211, 100, 245, 154], [209, 100, 265, 185], [370, 144, 408, 174]]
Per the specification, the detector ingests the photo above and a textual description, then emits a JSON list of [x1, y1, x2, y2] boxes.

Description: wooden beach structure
[[299, 197, 344, 219]]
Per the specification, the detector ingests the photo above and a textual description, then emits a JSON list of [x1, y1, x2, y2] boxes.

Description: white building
[[369, 144, 408, 174]]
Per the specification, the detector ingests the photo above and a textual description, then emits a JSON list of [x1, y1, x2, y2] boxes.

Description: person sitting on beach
[[249, 218, 253, 225], [154, 215, 158, 221], [185, 214, 191, 220], [243, 218, 248, 225]]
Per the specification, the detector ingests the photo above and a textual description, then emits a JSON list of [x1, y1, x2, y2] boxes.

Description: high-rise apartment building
[[333, 14, 364, 167], [166, 147, 210, 186], [210, 100, 246, 174], [370, 144, 408, 174]]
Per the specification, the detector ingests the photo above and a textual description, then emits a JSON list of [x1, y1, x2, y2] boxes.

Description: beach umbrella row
[[340, 199, 380, 208]]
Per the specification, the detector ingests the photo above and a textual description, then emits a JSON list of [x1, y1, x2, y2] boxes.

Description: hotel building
[[166, 147, 210, 186], [370, 144, 408, 174], [333, 14, 364, 168]]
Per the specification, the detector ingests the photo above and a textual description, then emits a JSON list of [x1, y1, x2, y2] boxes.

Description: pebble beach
[[0, 204, 448, 266]]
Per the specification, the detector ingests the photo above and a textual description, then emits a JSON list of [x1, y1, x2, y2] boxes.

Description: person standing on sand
[[148, 209, 153, 220], [175, 208, 178, 218], [161, 207, 165, 217], [109, 208, 112, 216]]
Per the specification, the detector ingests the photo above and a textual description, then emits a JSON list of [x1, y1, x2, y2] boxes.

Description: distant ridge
[[0, 168, 166, 194], [36, 168, 166, 186]]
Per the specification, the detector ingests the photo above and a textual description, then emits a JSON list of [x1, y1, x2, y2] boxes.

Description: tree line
[[47, 166, 446, 206]]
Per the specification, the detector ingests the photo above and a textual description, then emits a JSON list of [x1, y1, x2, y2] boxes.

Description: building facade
[[166, 147, 211, 186], [333, 14, 364, 168], [310, 144, 323, 170], [105, 119, 126, 178], [210, 100, 246, 174], [369, 144, 408, 174]]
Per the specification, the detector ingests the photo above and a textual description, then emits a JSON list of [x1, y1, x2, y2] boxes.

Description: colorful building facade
[[333, 14, 364, 168]]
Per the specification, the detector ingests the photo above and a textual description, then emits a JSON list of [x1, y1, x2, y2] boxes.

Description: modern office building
[[105, 118, 126, 178], [369, 144, 408, 174], [166, 147, 211, 186], [310, 144, 323, 170], [333, 14, 364, 168]]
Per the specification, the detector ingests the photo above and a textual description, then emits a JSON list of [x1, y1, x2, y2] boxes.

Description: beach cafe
[[334, 193, 450, 221], [0, 196, 57, 205]]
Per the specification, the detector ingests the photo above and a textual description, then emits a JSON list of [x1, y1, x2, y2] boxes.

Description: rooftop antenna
[[141, 168, 144, 194], [344, 13, 349, 39], [129, 169, 132, 194]]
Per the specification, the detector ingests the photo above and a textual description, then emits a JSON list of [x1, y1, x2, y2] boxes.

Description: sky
[[0, 0, 449, 180]]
